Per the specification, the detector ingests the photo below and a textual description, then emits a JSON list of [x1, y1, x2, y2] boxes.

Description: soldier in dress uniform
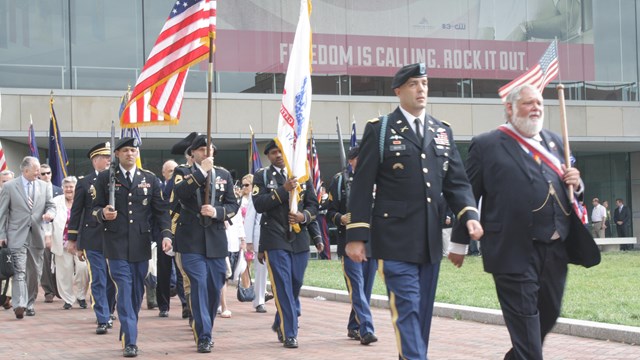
[[345, 63, 483, 359], [252, 139, 319, 349], [67, 142, 117, 334], [92, 137, 172, 358], [325, 146, 378, 345], [172, 135, 238, 353], [169, 132, 198, 322]]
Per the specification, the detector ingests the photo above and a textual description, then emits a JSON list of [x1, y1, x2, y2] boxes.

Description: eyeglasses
[[242, 184, 251, 187], [40, 172, 51, 176]]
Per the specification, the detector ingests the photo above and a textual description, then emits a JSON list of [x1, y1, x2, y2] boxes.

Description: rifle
[[336, 117, 350, 208], [108, 119, 117, 210]]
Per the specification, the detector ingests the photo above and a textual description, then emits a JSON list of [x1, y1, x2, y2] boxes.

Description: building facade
[[1, 0, 639, 236]]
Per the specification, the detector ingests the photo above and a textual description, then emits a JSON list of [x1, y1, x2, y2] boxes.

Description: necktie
[[125, 171, 132, 186], [414, 118, 423, 144], [27, 182, 34, 209], [280, 169, 286, 179]]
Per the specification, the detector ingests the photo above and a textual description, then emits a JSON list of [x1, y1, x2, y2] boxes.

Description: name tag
[[389, 145, 406, 151]]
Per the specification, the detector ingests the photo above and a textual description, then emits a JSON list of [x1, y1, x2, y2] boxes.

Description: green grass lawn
[[303, 252, 640, 327]]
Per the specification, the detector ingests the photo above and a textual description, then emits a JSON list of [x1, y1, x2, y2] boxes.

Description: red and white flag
[[0, 141, 7, 171], [121, 0, 216, 127], [498, 40, 559, 101]]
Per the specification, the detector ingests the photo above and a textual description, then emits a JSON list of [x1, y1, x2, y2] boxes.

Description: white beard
[[511, 112, 543, 138]]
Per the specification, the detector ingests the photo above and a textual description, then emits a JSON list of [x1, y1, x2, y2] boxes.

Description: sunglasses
[[242, 184, 251, 187], [40, 172, 51, 176]]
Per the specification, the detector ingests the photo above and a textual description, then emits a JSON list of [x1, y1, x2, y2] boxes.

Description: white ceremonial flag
[[275, 0, 313, 222]]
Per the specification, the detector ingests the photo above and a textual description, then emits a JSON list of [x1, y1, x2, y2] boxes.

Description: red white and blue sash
[[498, 124, 586, 223]]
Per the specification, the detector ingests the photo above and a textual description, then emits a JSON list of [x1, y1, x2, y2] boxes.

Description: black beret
[[348, 146, 360, 160], [87, 142, 111, 159], [391, 62, 428, 89], [190, 134, 217, 156], [171, 132, 198, 155], [263, 139, 278, 155], [114, 137, 139, 151]]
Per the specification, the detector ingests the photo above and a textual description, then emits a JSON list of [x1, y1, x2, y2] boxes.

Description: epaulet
[[441, 120, 451, 127], [78, 175, 85, 180], [367, 117, 380, 123], [213, 165, 227, 171], [178, 163, 190, 168], [256, 167, 267, 173], [333, 172, 342, 180]]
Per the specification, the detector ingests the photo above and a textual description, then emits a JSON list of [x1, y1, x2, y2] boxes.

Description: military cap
[[171, 132, 198, 155], [190, 134, 217, 156], [114, 137, 139, 151], [391, 62, 428, 89], [348, 146, 360, 160], [87, 142, 111, 159], [263, 139, 278, 155]]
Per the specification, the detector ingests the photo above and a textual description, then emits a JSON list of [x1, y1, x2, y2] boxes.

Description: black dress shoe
[[255, 304, 266, 313], [15, 307, 25, 319], [159, 310, 169, 317], [96, 323, 108, 335], [123, 345, 138, 357], [264, 293, 274, 302], [271, 323, 284, 343], [347, 329, 360, 340], [283, 337, 298, 348], [197, 340, 212, 353], [110, 313, 117, 320], [78, 299, 88, 309], [26, 308, 35, 316], [107, 319, 114, 329], [181, 305, 191, 319], [360, 332, 378, 345], [63, 303, 72, 310]]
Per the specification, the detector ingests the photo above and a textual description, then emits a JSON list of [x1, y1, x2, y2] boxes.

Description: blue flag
[[48, 96, 69, 187], [28, 119, 39, 159], [250, 131, 263, 174]]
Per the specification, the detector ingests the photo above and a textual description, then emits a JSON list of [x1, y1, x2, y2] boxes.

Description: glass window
[[0, 0, 69, 89], [70, 0, 143, 90]]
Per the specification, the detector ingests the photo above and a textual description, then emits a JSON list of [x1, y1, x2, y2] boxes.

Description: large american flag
[[498, 40, 559, 101], [121, 0, 216, 127]]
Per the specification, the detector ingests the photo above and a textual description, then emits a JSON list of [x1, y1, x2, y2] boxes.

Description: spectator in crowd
[[39, 163, 62, 303], [219, 194, 246, 319], [155, 159, 179, 318], [0, 156, 56, 319], [603, 200, 612, 237], [614, 198, 632, 250], [243, 174, 274, 313], [591, 197, 606, 238], [50, 176, 89, 310]]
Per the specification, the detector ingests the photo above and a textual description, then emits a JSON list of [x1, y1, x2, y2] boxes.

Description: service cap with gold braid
[[87, 142, 111, 159]]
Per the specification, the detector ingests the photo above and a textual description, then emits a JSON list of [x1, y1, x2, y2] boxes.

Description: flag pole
[[556, 83, 574, 202], [204, 31, 214, 205]]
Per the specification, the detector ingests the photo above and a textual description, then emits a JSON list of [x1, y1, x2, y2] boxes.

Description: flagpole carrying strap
[[378, 115, 388, 164]]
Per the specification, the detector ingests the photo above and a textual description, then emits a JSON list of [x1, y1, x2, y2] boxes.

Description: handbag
[[0, 246, 14, 281], [236, 267, 255, 302]]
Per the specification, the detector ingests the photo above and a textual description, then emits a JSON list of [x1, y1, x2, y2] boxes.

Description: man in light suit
[[0, 156, 56, 319]]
